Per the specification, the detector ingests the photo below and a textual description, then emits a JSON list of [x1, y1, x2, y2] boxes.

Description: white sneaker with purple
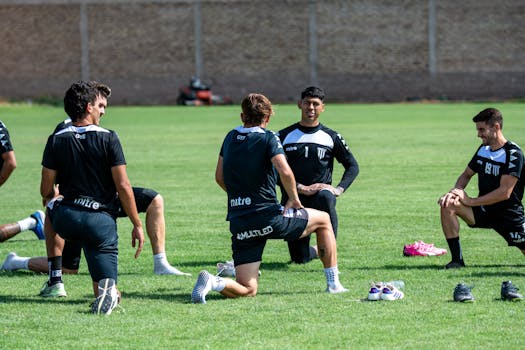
[[380, 284, 405, 301]]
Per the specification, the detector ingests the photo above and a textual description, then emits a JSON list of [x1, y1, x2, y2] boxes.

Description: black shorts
[[61, 187, 157, 270], [116, 187, 157, 217], [49, 203, 118, 282], [470, 206, 525, 249], [230, 207, 309, 266]]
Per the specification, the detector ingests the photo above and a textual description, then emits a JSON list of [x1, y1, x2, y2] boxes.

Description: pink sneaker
[[403, 241, 447, 256]]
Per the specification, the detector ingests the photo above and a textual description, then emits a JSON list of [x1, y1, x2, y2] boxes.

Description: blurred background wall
[[1, 0, 524, 104]]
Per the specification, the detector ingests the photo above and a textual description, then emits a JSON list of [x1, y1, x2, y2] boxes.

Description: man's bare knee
[[149, 194, 164, 211]]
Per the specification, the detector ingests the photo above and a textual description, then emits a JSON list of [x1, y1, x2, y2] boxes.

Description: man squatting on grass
[[40, 81, 144, 314], [278, 86, 359, 263], [439, 108, 525, 269], [191, 93, 348, 304]]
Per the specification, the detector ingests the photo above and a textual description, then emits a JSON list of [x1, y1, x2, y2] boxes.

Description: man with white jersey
[[278, 86, 359, 263]]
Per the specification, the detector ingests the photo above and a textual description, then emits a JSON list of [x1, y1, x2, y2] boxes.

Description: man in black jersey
[[0, 120, 45, 243], [191, 93, 348, 304], [2, 116, 189, 280], [439, 108, 525, 269], [278, 86, 359, 263], [40, 81, 144, 314]]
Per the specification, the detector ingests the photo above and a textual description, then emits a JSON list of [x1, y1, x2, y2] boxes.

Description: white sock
[[8, 255, 30, 270], [211, 276, 226, 292], [153, 252, 168, 266], [324, 266, 340, 285], [17, 217, 36, 232]]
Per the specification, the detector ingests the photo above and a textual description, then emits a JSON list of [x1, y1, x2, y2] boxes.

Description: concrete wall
[[0, 0, 524, 104]]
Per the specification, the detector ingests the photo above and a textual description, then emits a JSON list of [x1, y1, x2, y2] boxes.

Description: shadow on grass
[[0, 294, 86, 305], [179, 260, 291, 271], [120, 280, 317, 304], [122, 287, 189, 303], [358, 263, 525, 275]]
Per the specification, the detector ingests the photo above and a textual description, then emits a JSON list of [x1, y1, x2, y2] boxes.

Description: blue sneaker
[[30, 210, 45, 240]]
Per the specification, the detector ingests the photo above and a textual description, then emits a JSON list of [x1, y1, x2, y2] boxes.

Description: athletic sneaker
[[216, 260, 260, 277], [191, 270, 213, 304], [30, 210, 45, 240], [367, 282, 383, 301], [91, 278, 119, 315], [326, 282, 349, 294], [453, 283, 474, 302], [217, 261, 236, 277], [380, 284, 404, 301], [445, 260, 466, 269], [403, 240, 447, 256], [501, 281, 523, 301], [39, 281, 67, 298]]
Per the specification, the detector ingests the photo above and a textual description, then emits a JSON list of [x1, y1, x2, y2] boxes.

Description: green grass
[[0, 102, 524, 349]]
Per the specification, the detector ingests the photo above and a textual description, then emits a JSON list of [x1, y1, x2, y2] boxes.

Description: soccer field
[[0, 102, 524, 349]]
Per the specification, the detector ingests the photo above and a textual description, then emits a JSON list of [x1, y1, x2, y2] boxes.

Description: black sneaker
[[445, 260, 465, 269], [453, 283, 474, 302], [501, 281, 523, 301]]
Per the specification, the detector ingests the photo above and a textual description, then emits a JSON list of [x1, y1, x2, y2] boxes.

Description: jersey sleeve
[[507, 144, 524, 178], [333, 133, 359, 190], [41, 135, 57, 170], [268, 131, 285, 158], [467, 146, 482, 173], [219, 131, 232, 157], [108, 131, 126, 166], [0, 121, 14, 155]]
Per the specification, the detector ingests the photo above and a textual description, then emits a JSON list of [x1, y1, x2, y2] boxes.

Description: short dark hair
[[63, 80, 111, 121], [300, 86, 325, 101], [241, 93, 273, 126], [472, 108, 503, 129]]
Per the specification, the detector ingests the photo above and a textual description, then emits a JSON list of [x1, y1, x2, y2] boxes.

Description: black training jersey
[[0, 120, 14, 170], [42, 124, 126, 215], [220, 125, 284, 220], [468, 141, 524, 212], [278, 123, 358, 189]]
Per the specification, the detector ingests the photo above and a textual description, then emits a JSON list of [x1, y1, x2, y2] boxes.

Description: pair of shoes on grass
[[453, 281, 523, 302], [368, 282, 405, 301]]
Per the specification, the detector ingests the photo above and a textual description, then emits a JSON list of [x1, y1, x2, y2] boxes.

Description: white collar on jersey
[[55, 124, 110, 135], [234, 125, 265, 133]]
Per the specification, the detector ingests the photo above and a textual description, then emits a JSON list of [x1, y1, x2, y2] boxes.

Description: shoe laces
[[455, 283, 473, 294], [369, 281, 383, 292], [504, 283, 520, 293]]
